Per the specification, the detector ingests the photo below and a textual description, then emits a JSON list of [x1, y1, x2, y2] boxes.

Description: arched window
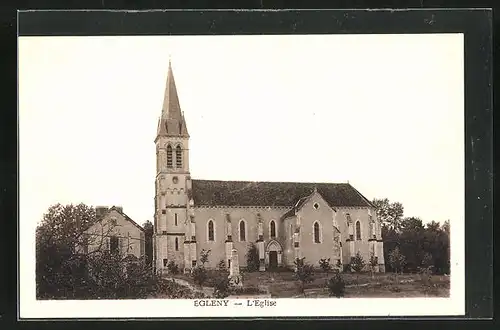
[[207, 220, 215, 241], [356, 221, 362, 240], [270, 220, 276, 238], [313, 222, 321, 243], [175, 237, 179, 251], [166, 145, 173, 168], [176, 145, 182, 168], [239, 220, 246, 241]]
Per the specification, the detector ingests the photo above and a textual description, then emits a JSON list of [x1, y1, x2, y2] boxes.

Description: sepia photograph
[[19, 32, 465, 318]]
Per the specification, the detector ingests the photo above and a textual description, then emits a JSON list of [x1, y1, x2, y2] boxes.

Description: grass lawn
[[240, 271, 450, 298], [168, 270, 449, 299]]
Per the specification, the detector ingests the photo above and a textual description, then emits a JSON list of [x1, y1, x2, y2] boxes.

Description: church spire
[[156, 58, 189, 139]]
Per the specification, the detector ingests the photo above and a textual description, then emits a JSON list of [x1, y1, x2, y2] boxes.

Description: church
[[153, 61, 385, 273]]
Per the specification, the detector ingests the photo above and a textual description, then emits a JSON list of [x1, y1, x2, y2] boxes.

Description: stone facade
[[84, 206, 146, 259], [153, 61, 385, 274]]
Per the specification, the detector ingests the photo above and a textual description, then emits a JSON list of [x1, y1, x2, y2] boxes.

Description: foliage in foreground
[[327, 273, 346, 298]]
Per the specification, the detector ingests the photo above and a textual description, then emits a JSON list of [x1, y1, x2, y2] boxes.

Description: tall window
[[110, 236, 119, 254], [175, 237, 179, 251], [176, 145, 182, 168], [174, 213, 178, 226], [166, 145, 173, 168], [208, 220, 215, 241], [356, 221, 361, 240], [313, 222, 320, 243], [270, 220, 276, 238], [239, 220, 246, 241]]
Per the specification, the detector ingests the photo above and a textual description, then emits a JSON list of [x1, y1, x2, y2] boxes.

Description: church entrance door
[[269, 251, 278, 270]]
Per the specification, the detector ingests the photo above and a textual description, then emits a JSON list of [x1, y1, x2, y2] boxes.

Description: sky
[[18, 34, 464, 228]]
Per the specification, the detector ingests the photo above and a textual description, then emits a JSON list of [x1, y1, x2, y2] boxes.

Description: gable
[[87, 206, 144, 236], [191, 180, 373, 208]]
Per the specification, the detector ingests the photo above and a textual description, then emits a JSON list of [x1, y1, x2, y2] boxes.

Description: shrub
[[213, 275, 231, 298], [246, 243, 260, 272], [343, 263, 351, 273], [167, 261, 179, 275], [351, 252, 365, 273], [191, 266, 208, 288], [217, 259, 227, 272], [327, 273, 346, 298], [294, 257, 314, 296], [319, 258, 332, 274], [231, 286, 266, 295]]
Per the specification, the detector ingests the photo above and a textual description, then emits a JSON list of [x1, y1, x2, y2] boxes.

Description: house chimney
[[96, 206, 109, 218]]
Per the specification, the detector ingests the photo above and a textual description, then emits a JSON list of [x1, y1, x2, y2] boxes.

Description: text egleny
[[193, 299, 277, 308]]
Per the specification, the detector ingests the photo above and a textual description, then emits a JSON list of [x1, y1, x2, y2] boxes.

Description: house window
[[163, 259, 168, 267], [175, 237, 179, 251], [346, 213, 352, 223], [270, 220, 276, 238], [176, 145, 182, 168], [110, 217, 117, 226], [239, 220, 246, 241], [207, 220, 215, 241], [162, 210, 166, 215], [110, 236, 119, 254], [313, 222, 321, 243], [313, 203, 319, 210], [356, 221, 362, 240], [166, 145, 173, 168], [174, 213, 178, 226]]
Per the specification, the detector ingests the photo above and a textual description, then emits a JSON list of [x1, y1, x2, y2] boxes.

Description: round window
[[172, 176, 179, 184]]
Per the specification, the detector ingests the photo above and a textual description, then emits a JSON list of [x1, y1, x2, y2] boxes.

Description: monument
[[229, 248, 243, 287]]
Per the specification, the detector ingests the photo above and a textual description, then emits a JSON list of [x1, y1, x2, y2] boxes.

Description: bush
[[319, 258, 332, 274], [327, 273, 346, 298], [231, 286, 266, 295], [191, 266, 208, 288], [351, 252, 365, 273], [294, 257, 314, 296], [213, 275, 231, 298], [167, 261, 179, 275], [246, 243, 260, 272], [217, 259, 227, 272], [343, 263, 351, 273]]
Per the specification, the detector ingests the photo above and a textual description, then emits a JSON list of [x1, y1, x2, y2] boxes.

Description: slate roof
[[191, 180, 374, 208]]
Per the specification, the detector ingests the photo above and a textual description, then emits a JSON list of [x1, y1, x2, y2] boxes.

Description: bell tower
[[153, 59, 195, 273]]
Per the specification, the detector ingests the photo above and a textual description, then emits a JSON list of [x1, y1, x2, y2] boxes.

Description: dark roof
[[191, 180, 374, 208]]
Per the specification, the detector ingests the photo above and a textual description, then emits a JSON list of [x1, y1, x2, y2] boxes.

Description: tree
[[246, 243, 260, 272], [36, 203, 157, 299], [351, 252, 365, 273], [369, 254, 378, 279], [319, 258, 332, 275], [142, 221, 154, 268], [388, 246, 406, 274], [399, 217, 425, 272], [199, 249, 211, 267], [293, 257, 314, 297], [372, 198, 404, 231]]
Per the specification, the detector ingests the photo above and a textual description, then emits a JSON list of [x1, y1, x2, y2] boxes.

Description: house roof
[[103, 206, 145, 232], [191, 180, 374, 209]]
